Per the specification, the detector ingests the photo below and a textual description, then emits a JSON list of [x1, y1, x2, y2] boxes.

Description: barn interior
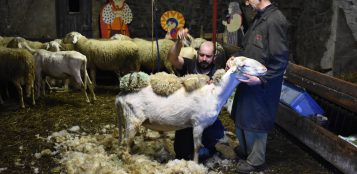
[[0, 0, 356, 174]]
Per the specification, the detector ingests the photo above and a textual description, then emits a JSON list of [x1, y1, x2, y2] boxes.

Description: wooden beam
[[276, 104, 357, 174], [285, 63, 357, 113]]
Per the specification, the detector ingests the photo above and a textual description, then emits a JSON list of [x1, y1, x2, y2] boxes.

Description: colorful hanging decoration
[[100, 0, 133, 38], [160, 11, 185, 39], [222, 2, 243, 46]]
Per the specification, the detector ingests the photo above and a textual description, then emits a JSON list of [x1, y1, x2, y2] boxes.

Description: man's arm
[[168, 28, 189, 70], [168, 39, 184, 70]]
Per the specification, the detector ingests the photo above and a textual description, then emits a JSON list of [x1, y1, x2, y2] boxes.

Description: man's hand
[[177, 28, 189, 41], [239, 74, 261, 86]]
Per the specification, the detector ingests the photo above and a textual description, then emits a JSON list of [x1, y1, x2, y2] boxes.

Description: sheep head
[[7, 37, 26, 49], [63, 31, 84, 44], [44, 41, 63, 52], [230, 56, 267, 78]]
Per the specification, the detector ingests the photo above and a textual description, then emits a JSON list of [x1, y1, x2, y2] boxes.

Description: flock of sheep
[[0, 32, 224, 109]]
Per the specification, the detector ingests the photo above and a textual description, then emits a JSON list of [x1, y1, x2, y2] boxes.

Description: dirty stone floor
[[0, 88, 342, 174]]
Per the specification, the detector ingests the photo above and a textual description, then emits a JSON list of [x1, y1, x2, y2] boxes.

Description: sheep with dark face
[[0, 47, 35, 108], [7, 37, 47, 50], [115, 56, 267, 162], [63, 32, 140, 85]]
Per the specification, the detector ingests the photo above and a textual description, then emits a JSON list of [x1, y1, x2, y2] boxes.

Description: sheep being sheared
[[115, 56, 267, 162]]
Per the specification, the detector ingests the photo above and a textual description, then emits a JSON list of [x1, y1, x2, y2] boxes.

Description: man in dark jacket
[[168, 28, 225, 162], [226, 0, 289, 173]]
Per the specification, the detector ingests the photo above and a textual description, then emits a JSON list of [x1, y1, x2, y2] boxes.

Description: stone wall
[[274, 0, 356, 76], [0, 0, 56, 39], [326, 0, 357, 76], [0, 0, 356, 78], [294, 0, 334, 70]]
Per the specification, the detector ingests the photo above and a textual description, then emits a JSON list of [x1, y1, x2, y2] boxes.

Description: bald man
[[168, 28, 225, 162]]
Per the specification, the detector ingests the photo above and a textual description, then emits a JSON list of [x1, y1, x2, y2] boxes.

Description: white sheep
[[63, 32, 140, 85], [42, 39, 71, 92], [0, 47, 35, 108], [18, 41, 96, 103], [115, 56, 267, 162]]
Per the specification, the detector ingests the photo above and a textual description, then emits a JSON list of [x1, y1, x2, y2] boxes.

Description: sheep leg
[[85, 70, 96, 101], [35, 75, 41, 99], [125, 122, 139, 151], [192, 126, 204, 163], [73, 71, 90, 103], [41, 78, 47, 97], [63, 79, 70, 92], [80, 82, 90, 103], [117, 104, 124, 144], [89, 69, 96, 87], [124, 110, 143, 152], [12, 80, 25, 108], [30, 83, 35, 106], [159, 131, 171, 154], [45, 77, 55, 92]]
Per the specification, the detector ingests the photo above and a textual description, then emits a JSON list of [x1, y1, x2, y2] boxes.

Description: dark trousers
[[174, 119, 225, 160]]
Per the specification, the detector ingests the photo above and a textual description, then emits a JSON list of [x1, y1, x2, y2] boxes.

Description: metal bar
[[276, 104, 357, 174]]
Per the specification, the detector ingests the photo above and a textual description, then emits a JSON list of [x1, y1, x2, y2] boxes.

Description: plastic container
[[280, 81, 325, 117]]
